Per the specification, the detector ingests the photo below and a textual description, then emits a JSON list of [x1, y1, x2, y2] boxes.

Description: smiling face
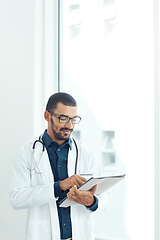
[[44, 102, 77, 145]]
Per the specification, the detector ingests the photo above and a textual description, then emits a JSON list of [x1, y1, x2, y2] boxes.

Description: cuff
[[54, 181, 63, 198], [86, 196, 98, 212]]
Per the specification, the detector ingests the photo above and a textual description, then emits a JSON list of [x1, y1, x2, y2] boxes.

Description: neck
[[46, 129, 66, 146]]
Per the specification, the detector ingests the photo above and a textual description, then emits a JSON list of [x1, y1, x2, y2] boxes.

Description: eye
[[71, 118, 77, 124], [60, 116, 67, 120], [59, 116, 69, 123], [71, 116, 81, 124]]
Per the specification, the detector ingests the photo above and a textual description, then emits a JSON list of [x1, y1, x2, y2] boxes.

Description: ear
[[44, 111, 50, 122]]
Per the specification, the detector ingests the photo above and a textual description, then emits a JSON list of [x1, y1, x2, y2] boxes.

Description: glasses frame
[[48, 111, 81, 124]]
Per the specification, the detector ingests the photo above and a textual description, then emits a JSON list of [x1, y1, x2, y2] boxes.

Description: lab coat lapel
[[33, 142, 54, 183], [68, 139, 77, 177]]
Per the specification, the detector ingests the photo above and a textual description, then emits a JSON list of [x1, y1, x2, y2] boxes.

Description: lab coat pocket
[[30, 169, 44, 187]]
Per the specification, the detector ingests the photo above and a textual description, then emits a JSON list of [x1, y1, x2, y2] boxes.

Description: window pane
[[60, 0, 154, 239]]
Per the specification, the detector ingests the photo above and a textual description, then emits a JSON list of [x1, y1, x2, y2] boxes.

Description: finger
[[67, 192, 77, 202], [73, 185, 79, 195], [67, 186, 78, 199], [70, 185, 79, 197], [74, 174, 86, 183], [79, 176, 87, 182], [71, 185, 78, 194], [73, 176, 85, 188], [68, 175, 82, 187], [74, 179, 83, 188], [67, 191, 74, 200], [68, 176, 80, 188], [89, 184, 98, 195], [69, 185, 77, 193]]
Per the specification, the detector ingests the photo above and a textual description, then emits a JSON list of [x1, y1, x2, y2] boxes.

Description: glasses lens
[[71, 116, 81, 124], [59, 116, 69, 124], [59, 116, 81, 124]]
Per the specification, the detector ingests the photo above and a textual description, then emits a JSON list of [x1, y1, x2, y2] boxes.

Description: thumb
[[89, 184, 98, 195]]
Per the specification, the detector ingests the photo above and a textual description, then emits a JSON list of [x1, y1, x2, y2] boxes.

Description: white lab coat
[[9, 136, 107, 240]]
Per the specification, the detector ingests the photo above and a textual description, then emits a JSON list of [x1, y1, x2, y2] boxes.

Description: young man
[[9, 92, 103, 240]]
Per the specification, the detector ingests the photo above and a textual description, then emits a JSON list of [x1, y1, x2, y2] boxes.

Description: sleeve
[[54, 181, 63, 198], [9, 145, 56, 210]]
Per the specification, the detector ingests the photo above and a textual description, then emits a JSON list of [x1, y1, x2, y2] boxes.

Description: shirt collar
[[42, 130, 72, 150]]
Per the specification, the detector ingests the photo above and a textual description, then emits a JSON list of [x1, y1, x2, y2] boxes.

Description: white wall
[[0, 1, 35, 239]]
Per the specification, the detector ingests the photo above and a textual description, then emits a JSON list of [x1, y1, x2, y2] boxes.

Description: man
[[9, 92, 103, 240]]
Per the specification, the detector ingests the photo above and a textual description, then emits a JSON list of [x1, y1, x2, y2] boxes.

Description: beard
[[51, 118, 73, 141]]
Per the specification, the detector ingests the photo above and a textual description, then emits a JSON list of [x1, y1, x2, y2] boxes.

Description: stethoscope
[[32, 135, 78, 175]]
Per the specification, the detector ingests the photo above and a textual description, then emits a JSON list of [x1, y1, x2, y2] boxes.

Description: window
[[59, 1, 155, 239]]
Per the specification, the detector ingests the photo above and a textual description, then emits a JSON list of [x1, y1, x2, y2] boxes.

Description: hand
[[60, 174, 87, 191], [67, 184, 97, 206]]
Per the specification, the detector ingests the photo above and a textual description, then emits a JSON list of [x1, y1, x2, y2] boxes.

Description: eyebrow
[[59, 114, 69, 117], [59, 114, 78, 118]]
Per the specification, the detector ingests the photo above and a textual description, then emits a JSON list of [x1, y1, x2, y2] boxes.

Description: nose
[[65, 119, 74, 129]]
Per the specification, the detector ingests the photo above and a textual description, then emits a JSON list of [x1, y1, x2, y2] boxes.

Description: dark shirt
[[42, 130, 98, 239]]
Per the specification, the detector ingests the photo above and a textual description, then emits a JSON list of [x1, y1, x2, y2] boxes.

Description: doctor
[[9, 92, 103, 240]]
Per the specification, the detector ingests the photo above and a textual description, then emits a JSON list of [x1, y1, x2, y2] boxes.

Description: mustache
[[60, 128, 73, 132]]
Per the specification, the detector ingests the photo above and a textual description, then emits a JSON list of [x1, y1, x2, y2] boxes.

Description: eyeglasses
[[48, 111, 81, 124]]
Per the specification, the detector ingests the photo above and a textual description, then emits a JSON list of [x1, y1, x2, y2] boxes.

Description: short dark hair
[[46, 92, 77, 111]]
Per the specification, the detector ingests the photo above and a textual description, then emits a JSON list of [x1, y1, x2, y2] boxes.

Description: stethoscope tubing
[[32, 135, 45, 152], [32, 135, 78, 174]]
